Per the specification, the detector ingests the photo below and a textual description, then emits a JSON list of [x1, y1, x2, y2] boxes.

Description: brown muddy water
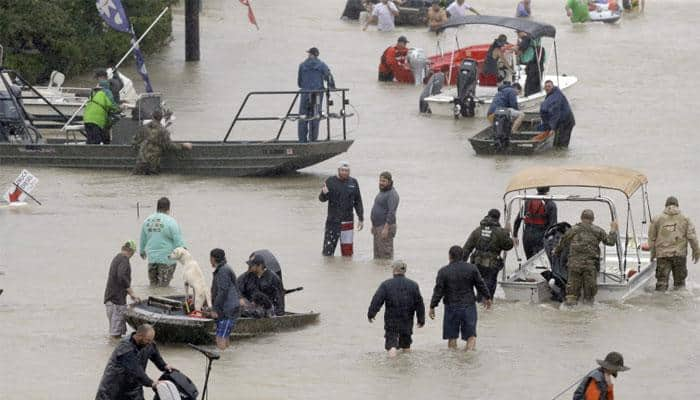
[[2, 0, 700, 398]]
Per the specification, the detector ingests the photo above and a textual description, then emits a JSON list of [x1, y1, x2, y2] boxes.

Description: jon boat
[[588, 1, 623, 23], [421, 16, 578, 118], [468, 112, 554, 155], [499, 166, 656, 303], [125, 296, 320, 344], [341, 0, 431, 26], [0, 64, 355, 177]]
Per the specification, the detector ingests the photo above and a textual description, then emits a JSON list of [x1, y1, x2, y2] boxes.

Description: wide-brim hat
[[596, 352, 630, 372]]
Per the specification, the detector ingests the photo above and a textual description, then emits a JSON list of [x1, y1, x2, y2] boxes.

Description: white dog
[[169, 247, 212, 311]]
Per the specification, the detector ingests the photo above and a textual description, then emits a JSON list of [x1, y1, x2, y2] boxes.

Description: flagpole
[[61, 6, 169, 131]]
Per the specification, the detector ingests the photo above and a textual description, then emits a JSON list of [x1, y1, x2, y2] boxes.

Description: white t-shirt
[[372, 2, 399, 32], [446, 1, 473, 18]]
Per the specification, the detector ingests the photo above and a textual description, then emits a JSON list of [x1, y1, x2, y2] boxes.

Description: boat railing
[[223, 88, 352, 143]]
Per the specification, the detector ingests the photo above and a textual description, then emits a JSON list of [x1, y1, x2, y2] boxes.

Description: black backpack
[[155, 370, 199, 400]]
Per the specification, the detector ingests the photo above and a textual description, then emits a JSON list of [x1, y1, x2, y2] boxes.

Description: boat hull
[[125, 297, 320, 343], [0, 139, 353, 177], [468, 113, 554, 155]]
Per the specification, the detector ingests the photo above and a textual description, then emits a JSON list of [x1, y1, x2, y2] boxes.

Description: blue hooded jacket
[[540, 87, 574, 130], [487, 84, 519, 115], [298, 57, 335, 90]]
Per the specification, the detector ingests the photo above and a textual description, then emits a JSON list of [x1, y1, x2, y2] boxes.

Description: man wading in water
[[319, 161, 364, 256]]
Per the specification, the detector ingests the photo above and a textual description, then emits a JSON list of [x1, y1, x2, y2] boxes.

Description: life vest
[[379, 46, 408, 74], [524, 199, 547, 225], [573, 368, 610, 400]]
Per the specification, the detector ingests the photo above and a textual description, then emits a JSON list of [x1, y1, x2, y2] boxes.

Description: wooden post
[[185, 0, 200, 61]]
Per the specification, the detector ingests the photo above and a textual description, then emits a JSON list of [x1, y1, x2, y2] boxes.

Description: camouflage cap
[[665, 196, 679, 207], [581, 209, 595, 221]]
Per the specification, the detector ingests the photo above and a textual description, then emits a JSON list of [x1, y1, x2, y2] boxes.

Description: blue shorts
[[215, 318, 236, 338], [442, 304, 477, 340]]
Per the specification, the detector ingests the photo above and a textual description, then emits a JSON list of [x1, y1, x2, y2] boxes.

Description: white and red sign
[[4, 169, 39, 203]]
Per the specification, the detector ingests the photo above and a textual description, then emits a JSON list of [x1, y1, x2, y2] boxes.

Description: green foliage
[[0, 0, 177, 83]]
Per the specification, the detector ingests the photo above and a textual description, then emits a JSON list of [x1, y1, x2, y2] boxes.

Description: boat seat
[[48, 71, 65, 89]]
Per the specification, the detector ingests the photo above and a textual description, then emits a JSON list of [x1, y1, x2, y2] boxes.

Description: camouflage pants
[[655, 256, 688, 291], [133, 161, 160, 175], [148, 263, 176, 287], [566, 263, 597, 304], [372, 225, 397, 259]]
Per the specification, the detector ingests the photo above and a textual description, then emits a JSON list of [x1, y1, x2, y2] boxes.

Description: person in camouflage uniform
[[554, 209, 618, 305], [133, 110, 192, 175], [462, 209, 514, 300], [648, 196, 699, 291]]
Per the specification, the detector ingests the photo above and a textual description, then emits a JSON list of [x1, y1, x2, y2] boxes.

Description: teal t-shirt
[[567, 0, 590, 23], [139, 212, 186, 265]]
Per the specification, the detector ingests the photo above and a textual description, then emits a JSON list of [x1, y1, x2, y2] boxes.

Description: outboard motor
[[407, 48, 429, 86], [454, 58, 477, 118], [492, 108, 512, 151], [419, 72, 444, 113]]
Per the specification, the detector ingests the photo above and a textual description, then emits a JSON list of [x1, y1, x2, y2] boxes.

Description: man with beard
[[540, 80, 576, 147], [95, 324, 173, 400], [371, 171, 400, 259], [319, 161, 364, 256]]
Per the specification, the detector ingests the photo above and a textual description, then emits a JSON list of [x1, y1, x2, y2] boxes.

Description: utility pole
[[185, 0, 200, 61]]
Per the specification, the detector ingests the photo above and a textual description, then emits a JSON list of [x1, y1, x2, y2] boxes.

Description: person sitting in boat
[[486, 82, 524, 133], [95, 324, 174, 400], [249, 254, 285, 316], [378, 36, 411, 82], [84, 68, 120, 145], [539, 80, 576, 147], [248, 249, 283, 284], [427, 1, 448, 30], [132, 110, 193, 175], [483, 35, 515, 84]]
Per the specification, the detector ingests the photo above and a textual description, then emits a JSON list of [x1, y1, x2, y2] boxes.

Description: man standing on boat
[[96, 324, 174, 400], [554, 209, 617, 305], [429, 246, 491, 351], [540, 80, 576, 147], [648, 196, 699, 291], [462, 209, 514, 300], [209, 249, 240, 350], [84, 68, 120, 145], [103, 240, 141, 339], [133, 110, 192, 175], [368, 260, 425, 357], [513, 186, 557, 259], [319, 161, 364, 256], [297, 47, 335, 143], [378, 36, 410, 82], [572, 351, 629, 400], [139, 197, 186, 287], [371, 171, 400, 259]]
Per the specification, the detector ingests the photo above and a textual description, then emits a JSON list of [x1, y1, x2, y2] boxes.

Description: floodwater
[[2, 0, 700, 398]]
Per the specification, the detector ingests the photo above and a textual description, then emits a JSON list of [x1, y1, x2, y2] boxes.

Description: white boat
[[499, 166, 656, 303], [422, 16, 578, 118]]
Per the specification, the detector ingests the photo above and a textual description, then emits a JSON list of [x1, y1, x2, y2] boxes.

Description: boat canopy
[[433, 15, 556, 38], [504, 166, 648, 198]]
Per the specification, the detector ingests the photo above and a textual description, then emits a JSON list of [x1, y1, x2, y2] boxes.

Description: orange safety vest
[[524, 199, 547, 225], [379, 46, 409, 74]]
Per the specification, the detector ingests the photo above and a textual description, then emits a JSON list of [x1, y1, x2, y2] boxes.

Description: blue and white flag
[[96, 0, 130, 33], [130, 27, 154, 93], [95, 0, 154, 93]]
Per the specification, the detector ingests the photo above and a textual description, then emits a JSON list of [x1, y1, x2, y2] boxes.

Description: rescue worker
[[95, 324, 173, 400], [84, 68, 120, 145], [367, 260, 425, 357], [513, 187, 558, 259], [209, 248, 240, 350], [370, 171, 400, 259], [297, 47, 335, 143], [554, 209, 618, 305], [540, 80, 576, 147], [139, 197, 186, 287], [378, 36, 410, 82], [648, 196, 699, 291], [486, 82, 524, 132], [572, 351, 629, 400], [319, 161, 364, 256], [133, 110, 192, 175], [462, 209, 514, 300]]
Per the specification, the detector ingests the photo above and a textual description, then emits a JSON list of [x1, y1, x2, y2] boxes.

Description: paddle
[[284, 286, 304, 295]]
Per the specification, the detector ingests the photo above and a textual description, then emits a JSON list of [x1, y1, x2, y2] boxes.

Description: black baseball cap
[[246, 254, 266, 267], [398, 36, 409, 43], [307, 47, 320, 56]]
